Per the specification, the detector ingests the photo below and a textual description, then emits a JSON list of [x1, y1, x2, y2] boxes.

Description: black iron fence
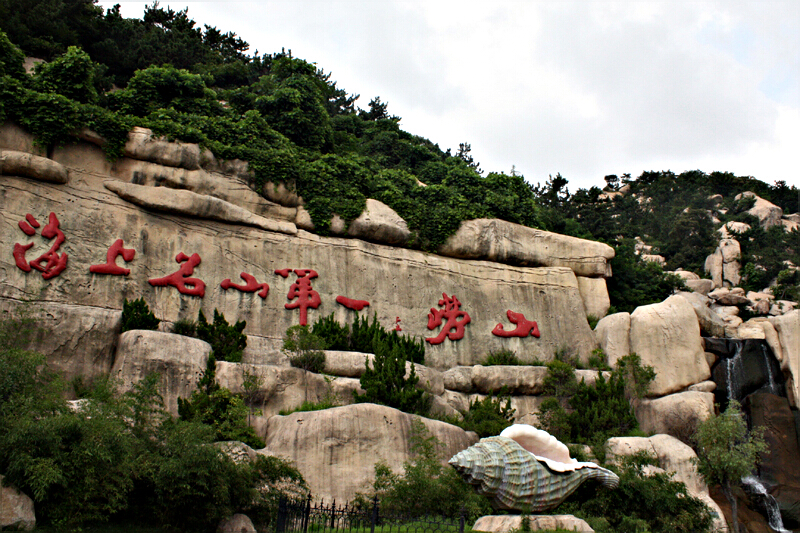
[[276, 495, 466, 533]]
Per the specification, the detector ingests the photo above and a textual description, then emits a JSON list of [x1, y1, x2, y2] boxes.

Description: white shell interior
[[499, 424, 599, 472]]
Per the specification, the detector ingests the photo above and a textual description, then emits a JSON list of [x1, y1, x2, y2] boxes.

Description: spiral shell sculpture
[[449, 427, 619, 512]]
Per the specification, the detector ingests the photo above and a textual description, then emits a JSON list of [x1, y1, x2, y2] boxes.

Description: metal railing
[[276, 495, 466, 533]]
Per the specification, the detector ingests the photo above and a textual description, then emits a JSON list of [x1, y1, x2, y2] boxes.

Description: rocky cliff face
[[0, 124, 609, 381]]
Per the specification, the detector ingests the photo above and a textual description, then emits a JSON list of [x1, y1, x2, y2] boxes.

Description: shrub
[[615, 353, 656, 400], [283, 325, 327, 373], [171, 318, 198, 337], [120, 297, 160, 332], [457, 390, 515, 438], [197, 309, 246, 363], [542, 360, 578, 397], [311, 313, 350, 350], [587, 348, 611, 371], [481, 349, 522, 366], [354, 337, 428, 415]]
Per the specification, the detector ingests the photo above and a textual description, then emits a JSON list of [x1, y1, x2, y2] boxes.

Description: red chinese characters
[[284, 269, 321, 325], [336, 296, 370, 311], [221, 272, 269, 299], [492, 310, 540, 338], [14, 212, 68, 279], [90, 239, 136, 276], [426, 293, 471, 344], [148, 252, 205, 297]]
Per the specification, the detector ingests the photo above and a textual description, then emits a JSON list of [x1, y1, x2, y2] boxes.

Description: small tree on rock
[[354, 337, 427, 415], [693, 401, 767, 533]]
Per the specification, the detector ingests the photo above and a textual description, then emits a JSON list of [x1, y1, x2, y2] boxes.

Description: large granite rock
[[594, 312, 631, 367], [704, 239, 741, 288], [472, 515, 594, 532], [111, 330, 210, 415], [259, 404, 478, 503], [0, 297, 121, 383], [577, 276, 610, 318], [674, 291, 727, 338], [347, 199, 410, 245], [104, 180, 297, 235], [769, 311, 800, 406], [1, 149, 68, 183], [634, 391, 714, 443], [0, 475, 35, 531], [605, 435, 727, 532], [123, 127, 201, 170], [630, 295, 710, 396], [217, 514, 256, 533], [0, 138, 599, 371], [735, 192, 784, 229], [438, 218, 615, 277]]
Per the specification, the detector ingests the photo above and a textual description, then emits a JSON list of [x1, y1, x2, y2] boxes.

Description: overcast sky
[[98, 1, 800, 192]]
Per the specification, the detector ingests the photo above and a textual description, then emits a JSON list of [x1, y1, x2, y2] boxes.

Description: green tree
[[34, 45, 100, 103], [282, 324, 326, 373], [120, 297, 160, 332], [354, 337, 427, 415], [694, 401, 767, 533], [197, 308, 246, 363]]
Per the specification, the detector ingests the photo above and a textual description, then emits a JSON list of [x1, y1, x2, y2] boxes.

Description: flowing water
[[741, 476, 790, 533]]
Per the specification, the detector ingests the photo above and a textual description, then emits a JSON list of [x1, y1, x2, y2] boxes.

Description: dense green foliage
[[354, 336, 428, 415], [177, 353, 264, 448], [553, 452, 714, 533], [120, 297, 160, 332], [480, 349, 525, 366], [197, 309, 246, 363], [283, 324, 327, 373], [538, 355, 654, 449], [455, 391, 515, 438], [0, 313, 303, 531], [312, 313, 425, 364]]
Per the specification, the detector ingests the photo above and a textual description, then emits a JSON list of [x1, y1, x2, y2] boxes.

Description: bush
[[457, 391, 515, 438], [543, 360, 578, 397], [171, 318, 198, 337], [283, 324, 327, 373], [481, 349, 522, 366], [197, 309, 246, 362], [354, 337, 428, 415], [121, 297, 160, 333], [311, 313, 350, 350]]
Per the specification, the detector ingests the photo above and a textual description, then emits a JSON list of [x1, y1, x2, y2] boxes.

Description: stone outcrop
[[0, 134, 600, 371], [704, 239, 741, 288], [104, 180, 298, 235], [0, 474, 35, 531], [634, 391, 714, 441], [472, 515, 594, 532], [674, 291, 727, 338], [629, 295, 710, 396], [735, 191, 783, 229], [217, 513, 257, 533], [1, 150, 68, 184], [769, 311, 800, 405], [605, 435, 727, 532], [347, 199, 410, 245], [438, 219, 615, 277], [259, 404, 478, 503], [123, 127, 201, 170], [594, 312, 630, 367], [441, 365, 605, 396], [577, 276, 610, 318]]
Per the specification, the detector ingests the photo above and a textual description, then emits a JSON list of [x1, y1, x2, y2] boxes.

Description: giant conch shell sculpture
[[449, 424, 619, 512]]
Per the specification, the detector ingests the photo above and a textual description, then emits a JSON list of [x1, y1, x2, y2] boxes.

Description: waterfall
[[724, 342, 744, 402], [741, 476, 790, 533], [760, 343, 779, 395]]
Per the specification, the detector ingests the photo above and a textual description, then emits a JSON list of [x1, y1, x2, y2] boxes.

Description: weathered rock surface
[[0, 474, 35, 531], [112, 330, 210, 415], [594, 312, 631, 367], [718, 221, 751, 239], [674, 291, 727, 338], [114, 159, 296, 222], [123, 127, 201, 170], [104, 180, 297, 235], [705, 338, 786, 407], [438, 218, 615, 277], [347, 199, 410, 245], [685, 278, 715, 295], [605, 435, 727, 532], [472, 515, 594, 532], [705, 239, 741, 288], [259, 404, 478, 503], [217, 513, 256, 533], [577, 276, 610, 318], [1, 150, 68, 183], [768, 311, 800, 410], [0, 297, 121, 383], [629, 295, 710, 396], [0, 138, 600, 371], [634, 391, 714, 441], [441, 365, 604, 396], [736, 191, 784, 229]]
